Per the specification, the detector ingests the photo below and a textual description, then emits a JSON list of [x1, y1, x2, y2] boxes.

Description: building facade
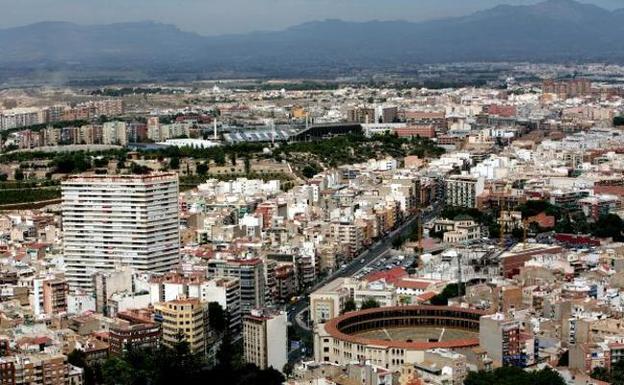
[[243, 309, 287, 371], [154, 298, 207, 355], [62, 173, 180, 293]]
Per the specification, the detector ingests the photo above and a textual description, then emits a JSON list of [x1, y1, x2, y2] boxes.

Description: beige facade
[[243, 309, 287, 371], [154, 298, 207, 355]]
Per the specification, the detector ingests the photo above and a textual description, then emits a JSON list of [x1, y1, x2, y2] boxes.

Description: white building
[[0, 107, 44, 130], [149, 274, 242, 331], [62, 173, 181, 293], [102, 121, 128, 146], [243, 309, 288, 372], [445, 175, 485, 208]]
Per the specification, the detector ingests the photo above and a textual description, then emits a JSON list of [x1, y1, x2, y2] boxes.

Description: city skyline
[[2, 0, 624, 383], [1, 0, 622, 35]]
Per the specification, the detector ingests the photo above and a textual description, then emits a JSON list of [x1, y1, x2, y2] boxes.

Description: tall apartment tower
[[62, 173, 180, 293]]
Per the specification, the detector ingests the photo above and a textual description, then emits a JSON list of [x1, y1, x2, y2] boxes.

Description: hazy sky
[[0, 0, 622, 35]]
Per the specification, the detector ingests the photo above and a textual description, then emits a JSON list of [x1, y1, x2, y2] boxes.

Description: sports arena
[[314, 305, 487, 370]]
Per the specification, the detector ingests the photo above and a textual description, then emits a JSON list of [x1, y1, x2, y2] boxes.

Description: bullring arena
[[314, 305, 487, 371]]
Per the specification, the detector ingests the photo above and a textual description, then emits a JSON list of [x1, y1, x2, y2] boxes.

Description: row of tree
[[464, 367, 565, 385]]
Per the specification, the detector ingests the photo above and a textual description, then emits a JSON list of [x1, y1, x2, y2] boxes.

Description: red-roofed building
[[526, 212, 556, 229], [415, 291, 437, 303], [395, 278, 438, 293], [363, 267, 407, 285]]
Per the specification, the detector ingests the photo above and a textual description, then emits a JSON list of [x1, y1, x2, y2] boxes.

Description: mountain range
[[1, 0, 623, 81]]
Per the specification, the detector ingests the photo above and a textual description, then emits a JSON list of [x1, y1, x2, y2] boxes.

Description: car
[[360, 258, 366, 263]]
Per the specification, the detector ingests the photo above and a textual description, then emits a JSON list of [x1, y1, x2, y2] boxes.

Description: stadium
[[314, 305, 488, 370]]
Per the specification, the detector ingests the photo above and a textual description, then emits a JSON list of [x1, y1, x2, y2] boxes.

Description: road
[[286, 207, 441, 363]]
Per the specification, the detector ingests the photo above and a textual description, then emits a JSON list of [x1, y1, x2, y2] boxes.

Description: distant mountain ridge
[[1, 0, 623, 80]]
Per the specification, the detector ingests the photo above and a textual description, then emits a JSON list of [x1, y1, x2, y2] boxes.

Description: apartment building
[[147, 117, 161, 141], [31, 274, 69, 317], [154, 298, 207, 355], [329, 222, 364, 258], [243, 309, 287, 371], [102, 121, 128, 146], [445, 175, 485, 208], [0, 354, 68, 385], [309, 278, 351, 325], [149, 273, 242, 332], [543, 78, 592, 99], [207, 258, 265, 314], [347, 107, 375, 123], [479, 313, 522, 367], [0, 107, 44, 131], [62, 173, 180, 293], [109, 318, 162, 356]]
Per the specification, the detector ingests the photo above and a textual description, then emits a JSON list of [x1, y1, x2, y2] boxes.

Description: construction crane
[[499, 196, 506, 249]]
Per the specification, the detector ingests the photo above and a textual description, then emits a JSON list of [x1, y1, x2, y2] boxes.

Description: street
[[286, 208, 439, 363]]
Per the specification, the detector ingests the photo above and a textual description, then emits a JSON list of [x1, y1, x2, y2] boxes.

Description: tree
[[101, 356, 133, 385], [342, 299, 357, 313], [230, 152, 237, 166], [196, 162, 208, 175], [52, 152, 91, 174], [208, 302, 226, 333], [67, 349, 101, 385], [614, 116, 624, 127], [301, 164, 319, 179], [13, 168, 25, 181], [169, 157, 180, 169], [93, 157, 108, 168], [214, 148, 226, 166], [592, 358, 624, 385], [465, 367, 565, 385], [215, 324, 234, 372], [430, 283, 464, 306], [0, 173, 8, 182], [591, 366, 610, 382], [392, 236, 405, 248], [130, 162, 152, 175], [360, 298, 380, 310], [244, 157, 251, 175], [593, 214, 624, 241], [511, 227, 524, 241]]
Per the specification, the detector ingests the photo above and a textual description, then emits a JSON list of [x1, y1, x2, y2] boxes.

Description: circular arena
[[323, 305, 486, 350]]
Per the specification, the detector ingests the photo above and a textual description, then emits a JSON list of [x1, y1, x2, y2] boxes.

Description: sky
[[0, 0, 622, 35]]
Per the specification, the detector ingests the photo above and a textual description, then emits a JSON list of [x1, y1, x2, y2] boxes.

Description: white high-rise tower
[[62, 173, 180, 293]]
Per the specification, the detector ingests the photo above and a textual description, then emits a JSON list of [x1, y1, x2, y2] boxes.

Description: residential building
[[445, 175, 485, 208], [479, 313, 522, 367], [62, 173, 180, 293], [243, 308, 287, 371], [207, 258, 265, 314], [154, 298, 207, 355]]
